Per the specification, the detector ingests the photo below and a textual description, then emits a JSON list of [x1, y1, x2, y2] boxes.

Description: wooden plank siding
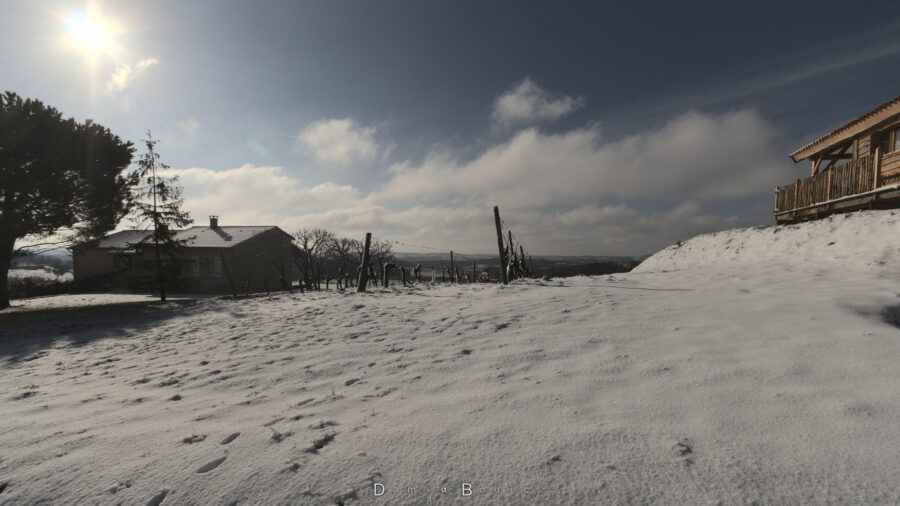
[[881, 151, 900, 184], [854, 135, 871, 160]]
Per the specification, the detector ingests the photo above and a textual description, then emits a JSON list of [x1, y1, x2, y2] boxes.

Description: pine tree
[[0, 91, 134, 310], [129, 132, 192, 301]]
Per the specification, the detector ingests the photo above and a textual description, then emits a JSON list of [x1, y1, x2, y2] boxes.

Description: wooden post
[[794, 179, 801, 209], [873, 147, 882, 189], [507, 230, 515, 280], [431, 267, 435, 283], [449, 251, 455, 283], [357, 232, 371, 292], [826, 167, 833, 201], [494, 206, 508, 285], [472, 261, 477, 283]]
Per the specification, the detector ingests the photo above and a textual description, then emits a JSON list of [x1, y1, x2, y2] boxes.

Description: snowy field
[[2, 210, 900, 504]]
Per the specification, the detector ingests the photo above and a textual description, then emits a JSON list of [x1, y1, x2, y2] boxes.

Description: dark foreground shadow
[[881, 304, 900, 329], [0, 299, 209, 361]]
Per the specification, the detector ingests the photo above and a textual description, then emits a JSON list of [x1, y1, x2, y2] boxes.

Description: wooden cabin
[[775, 96, 900, 224]]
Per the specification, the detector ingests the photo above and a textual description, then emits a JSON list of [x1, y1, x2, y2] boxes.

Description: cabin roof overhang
[[789, 95, 900, 163]]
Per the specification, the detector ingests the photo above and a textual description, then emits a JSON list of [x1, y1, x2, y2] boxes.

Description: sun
[[64, 12, 109, 51]]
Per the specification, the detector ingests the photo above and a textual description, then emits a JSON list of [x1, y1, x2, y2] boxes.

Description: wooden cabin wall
[[876, 118, 900, 183], [881, 151, 900, 180], [853, 134, 870, 161]]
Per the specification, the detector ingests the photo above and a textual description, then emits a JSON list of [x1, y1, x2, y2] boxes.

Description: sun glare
[[65, 12, 108, 51]]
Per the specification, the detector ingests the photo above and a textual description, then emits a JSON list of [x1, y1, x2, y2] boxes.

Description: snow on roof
[[96, 230, 153, 249], [97, 226, 280, 249]]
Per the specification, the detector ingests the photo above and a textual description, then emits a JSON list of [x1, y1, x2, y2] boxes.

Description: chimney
[[209, 215, 219, 228]]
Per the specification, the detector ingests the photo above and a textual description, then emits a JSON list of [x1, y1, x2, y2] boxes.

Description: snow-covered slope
[[2, 211, 900, 504], [636, 209, 900, 273]]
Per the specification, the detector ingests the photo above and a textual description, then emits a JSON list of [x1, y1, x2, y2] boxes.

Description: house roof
[[790, 96, 900, 163], [97, 226, 284, 249]]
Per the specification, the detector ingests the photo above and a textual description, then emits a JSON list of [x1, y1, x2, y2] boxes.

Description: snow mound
[[635, 209, 900, 273]]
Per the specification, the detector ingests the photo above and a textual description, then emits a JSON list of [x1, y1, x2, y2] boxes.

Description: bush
[[8, 277, 73, 299]]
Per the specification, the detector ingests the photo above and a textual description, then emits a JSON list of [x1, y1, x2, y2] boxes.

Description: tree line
[[291, 228, 393, 291]]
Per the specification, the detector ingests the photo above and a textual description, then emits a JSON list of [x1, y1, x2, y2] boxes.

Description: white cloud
[[164, 164, 361, 229], [177, 118, 200, 136], [106, 57, 159, 92], [297, 118, 379, 167], [107, 66, 132, 93], [136, 57, 159, 70], [492, 77, 584, 126]]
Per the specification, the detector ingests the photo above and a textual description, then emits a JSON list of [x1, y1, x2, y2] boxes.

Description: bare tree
[[326, 236, 360, 288], [292, 228, 333, 291]]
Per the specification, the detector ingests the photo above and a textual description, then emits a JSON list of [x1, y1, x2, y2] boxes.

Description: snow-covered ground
[[2, 210, 900, 504], [5, 292, 215, 313]]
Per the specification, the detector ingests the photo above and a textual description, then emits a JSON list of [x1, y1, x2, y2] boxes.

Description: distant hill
[[392, 252, 645, 278]]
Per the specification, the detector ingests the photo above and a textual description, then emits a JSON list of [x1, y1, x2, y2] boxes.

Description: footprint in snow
[[305, 433, 336, 454], [196, 456, 227, 474], [220, 433, 240, 445], [146, 489, 169, 506], [673, 438, 694, 467]]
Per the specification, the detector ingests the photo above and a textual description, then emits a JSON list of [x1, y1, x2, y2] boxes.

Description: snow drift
[[635, 209, 900, 273], [2, 210, 900, 504]]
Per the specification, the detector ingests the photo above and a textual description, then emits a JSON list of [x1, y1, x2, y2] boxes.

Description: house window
[[197, 257, 223, 277], [186, 257, 199, 277], [199, 257, 213, 276], [880, 126, 900, 153]]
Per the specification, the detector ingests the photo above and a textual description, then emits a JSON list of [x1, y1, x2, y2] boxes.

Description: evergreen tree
[[0, 91, 134, 310], [128, 132, 192, 301]]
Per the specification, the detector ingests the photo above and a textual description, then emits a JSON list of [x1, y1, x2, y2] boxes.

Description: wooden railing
[[775, 154, 876, 213]]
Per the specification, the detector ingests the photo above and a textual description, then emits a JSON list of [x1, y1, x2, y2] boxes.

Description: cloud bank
[[169, 107, 785, 256]]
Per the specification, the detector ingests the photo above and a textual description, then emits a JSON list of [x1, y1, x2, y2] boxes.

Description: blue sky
[[4, 1, 900, 255]]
